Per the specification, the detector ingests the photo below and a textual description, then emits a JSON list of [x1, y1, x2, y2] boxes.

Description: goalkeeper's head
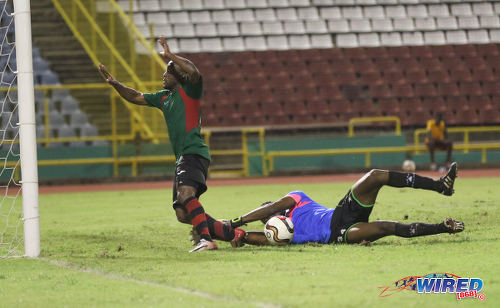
[[163, 60, 186, 90]]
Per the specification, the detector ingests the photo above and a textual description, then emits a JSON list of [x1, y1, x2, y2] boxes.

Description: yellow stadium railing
[[348, 116, 401, 137], [29, 127, 265, 178], [51, 0, 167, 142], [414, 126, 500, 154], [266, 143, 500, 172], [0, 83, 267, 177]]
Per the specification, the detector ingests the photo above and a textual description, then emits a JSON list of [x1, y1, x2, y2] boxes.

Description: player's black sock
[[395, 222, 447, 238], [184, 197, 212, 242], [388, 171, 439, 192], [205, 214, 235, 241]]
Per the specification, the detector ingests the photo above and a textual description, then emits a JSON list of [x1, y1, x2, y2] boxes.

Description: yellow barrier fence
[[348, 116, 401, 137], [414, 126, 500, 154], [266, 143, 500, 172], [1, 81, 267, 177], [51, 0, 167, 141], [29, 127, 265, 178]]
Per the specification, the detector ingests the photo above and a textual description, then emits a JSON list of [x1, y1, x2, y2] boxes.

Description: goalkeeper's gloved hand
[[223, 216, 246, 228]]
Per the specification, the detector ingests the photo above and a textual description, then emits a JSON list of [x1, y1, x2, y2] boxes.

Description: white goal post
[[14, 0, 39, 258]]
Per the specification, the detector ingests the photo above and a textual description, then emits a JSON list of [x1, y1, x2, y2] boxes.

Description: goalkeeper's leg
[[352, 163, 457, 206], [345, 218, 464, 244]]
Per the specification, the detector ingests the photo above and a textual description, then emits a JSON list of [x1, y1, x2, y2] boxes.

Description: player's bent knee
[[177, 215, 190, 224], [367, 169, 387, 184], [177, 186, 196, 204], [175, 207, 190, 224]]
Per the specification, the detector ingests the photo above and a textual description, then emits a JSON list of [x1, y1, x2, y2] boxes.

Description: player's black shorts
[[329, 189, 374, 244], [172, 154, 210, 209]]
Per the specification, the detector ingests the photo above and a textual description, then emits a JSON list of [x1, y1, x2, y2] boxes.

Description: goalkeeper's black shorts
[[329, 189, 374, 244]]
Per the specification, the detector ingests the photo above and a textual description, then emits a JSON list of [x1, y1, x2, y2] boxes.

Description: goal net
[[0, 0, 39, 258]]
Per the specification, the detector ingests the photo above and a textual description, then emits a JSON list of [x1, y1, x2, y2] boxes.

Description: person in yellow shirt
[[426, 113, 453, 170]]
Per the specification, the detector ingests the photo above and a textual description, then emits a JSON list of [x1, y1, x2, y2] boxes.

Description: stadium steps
[[95, 13, 160, 82], [30, 0, 131, 137]]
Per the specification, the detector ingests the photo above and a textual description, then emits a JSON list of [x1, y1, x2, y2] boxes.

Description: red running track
[[37, 168, 500, 194]]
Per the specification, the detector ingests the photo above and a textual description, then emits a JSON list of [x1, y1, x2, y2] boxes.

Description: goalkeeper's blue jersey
[[285, 191, 335, 244]]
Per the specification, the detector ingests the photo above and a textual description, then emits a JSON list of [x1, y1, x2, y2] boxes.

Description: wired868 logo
[[378, 273, 486, 301]]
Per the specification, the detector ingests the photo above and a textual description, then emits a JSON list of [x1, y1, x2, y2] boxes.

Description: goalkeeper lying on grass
[[192, 163, 464, 247]]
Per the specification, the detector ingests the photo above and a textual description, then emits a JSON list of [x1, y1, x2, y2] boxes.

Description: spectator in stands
[[98, 36, 244, 252], [425, 112, 453, 171]]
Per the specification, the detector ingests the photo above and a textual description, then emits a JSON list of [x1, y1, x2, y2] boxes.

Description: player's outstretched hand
[[98, 64, 116, 84], [221, 218, 246, 228], [158, 36, 172, 59]]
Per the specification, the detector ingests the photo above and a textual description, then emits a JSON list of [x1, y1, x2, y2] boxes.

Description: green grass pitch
[[1, 177, 499, 307]]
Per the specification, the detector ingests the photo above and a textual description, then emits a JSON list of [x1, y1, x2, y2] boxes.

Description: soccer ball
[[402, 159, 416, 172], [264, 216, 294, 245]]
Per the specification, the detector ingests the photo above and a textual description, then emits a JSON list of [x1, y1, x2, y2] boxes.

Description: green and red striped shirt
[[144, 77, 210, 162]]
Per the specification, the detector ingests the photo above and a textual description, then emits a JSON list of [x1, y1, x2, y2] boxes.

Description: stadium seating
[[114, 0, 500, 127], [0, 6, 100, 146], [190, 43, 500, 127], [130, 0, 500, 52]]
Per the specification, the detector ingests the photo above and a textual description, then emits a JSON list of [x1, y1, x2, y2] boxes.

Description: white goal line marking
[[42, 258, 281, 308]]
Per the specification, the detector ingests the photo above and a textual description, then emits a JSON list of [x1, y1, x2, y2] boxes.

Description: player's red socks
[[205, 214, 235, 241], [388, 171, 438, 191], [184, 197, 212, 242]]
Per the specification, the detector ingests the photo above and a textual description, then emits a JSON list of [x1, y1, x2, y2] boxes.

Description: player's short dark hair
[[167, 61, 186, 85]]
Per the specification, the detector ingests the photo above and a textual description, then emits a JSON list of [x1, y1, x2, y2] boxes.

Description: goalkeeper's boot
[[437, 162, 457, 196], [440, 218, 465, 234], [230, 228, 246, 248], [189, 239, 218, 253]]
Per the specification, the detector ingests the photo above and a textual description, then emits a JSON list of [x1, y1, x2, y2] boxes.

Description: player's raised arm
[[158, 36, 200, 83], [98, 64, 147, 106], [229, 196, 296, 227]]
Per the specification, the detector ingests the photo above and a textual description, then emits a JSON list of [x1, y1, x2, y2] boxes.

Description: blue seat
[[1, 7, 13, 27], [7, 89, 17, 99], [1, 71, 16, 85], [40, 71, 60, 85], [60, 96, 80, 116], [36, 124, 53, 139], [0, 56, 8, 71], [80, 123, 108, 146], [69, 109, 88, 128], [80, 123, 98, 136], [51, 89, 70, 101], [1, 111, 18, 129], [8, 56, 17, 71], [32, 47, 41, 59], [48, 110, 66, 128], [1, 42, 13, 55], [50, 124, 79, 147], [33, 58, 50, 73]]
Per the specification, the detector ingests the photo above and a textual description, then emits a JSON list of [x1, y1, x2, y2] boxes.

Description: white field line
[[42, 258, 282, 308]]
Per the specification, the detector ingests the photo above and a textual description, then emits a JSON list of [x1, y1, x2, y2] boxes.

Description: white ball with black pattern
[[264, 216, 294, 245], [402, 160, 416, 172]]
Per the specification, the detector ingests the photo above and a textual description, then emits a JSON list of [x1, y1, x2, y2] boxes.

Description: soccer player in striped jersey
[[99, 37, 243, 252], [225, 162, 463, 246]]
